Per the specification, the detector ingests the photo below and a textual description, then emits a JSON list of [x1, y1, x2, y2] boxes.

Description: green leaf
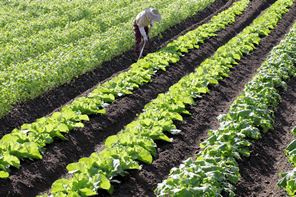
[[79, 188, 97, 196], [168, 57, 179, 63], [68, 192, 80, 197], [52, 192, 67, 197], [105, 135, 118, 147], [50, 129, 68, 141], [92, 173, 111, 190], [2, 152, 21, 169], [209, 79, 218, 85], [27, 142, 43, 159], [286, 140, 296, 153], [226, 172, 239, 184], [51, 178, 71, 193], [233, 53, 241, 60], [67, 162, 87, 174], [292, 126, 296, 136], [0, 171, 9, 179], [180, 47, 188, 53], [57, 123, 70, 133], [196, 87, 209, 94]]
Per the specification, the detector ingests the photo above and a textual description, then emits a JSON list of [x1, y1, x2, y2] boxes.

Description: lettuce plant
[[156, 8, 296, 196]]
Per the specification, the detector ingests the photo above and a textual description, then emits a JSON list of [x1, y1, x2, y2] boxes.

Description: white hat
[[145, 8, 161, 22]]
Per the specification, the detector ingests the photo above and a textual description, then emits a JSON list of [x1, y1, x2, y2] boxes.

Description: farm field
[[1, 0, 296, 196]]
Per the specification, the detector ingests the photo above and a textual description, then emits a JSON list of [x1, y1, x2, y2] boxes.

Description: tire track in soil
[[0, 0, 293, 196], [0, 0, 230, 138]]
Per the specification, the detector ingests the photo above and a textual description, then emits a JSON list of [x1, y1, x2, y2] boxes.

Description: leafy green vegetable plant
[[156, 7, 296, 196], [35, 0, 296, 195], [278, 125, 296, 195], [0, 0, 216, 118], [0, 0, 249, 180]]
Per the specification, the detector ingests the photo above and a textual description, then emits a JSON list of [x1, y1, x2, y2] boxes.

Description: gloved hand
[[143, 36, 148, 41]]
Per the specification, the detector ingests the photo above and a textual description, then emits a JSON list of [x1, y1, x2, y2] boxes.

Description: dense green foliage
[[0, 0, 215, 118], [1, 0, 249, 180], [156, 1, 296, 196]]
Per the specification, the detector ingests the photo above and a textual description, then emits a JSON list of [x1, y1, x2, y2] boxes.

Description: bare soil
[[1, 0, 296, 196]]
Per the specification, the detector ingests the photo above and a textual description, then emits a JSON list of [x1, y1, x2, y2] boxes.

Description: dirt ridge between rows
[[2, 0, 296, 196], [0, 0, 231, 138]]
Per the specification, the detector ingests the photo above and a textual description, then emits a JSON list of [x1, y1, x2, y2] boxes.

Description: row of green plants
[[277, 125, 296, 195], [0, 0, 249, 180], [0, 0, 216, 118], [0, 0, 173, 66], [156, 6, 296, 197], [36, 0, 294, 196]]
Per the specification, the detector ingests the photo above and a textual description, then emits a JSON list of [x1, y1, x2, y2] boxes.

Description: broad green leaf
[[92, 173, 111, 190], [67, 162, 87, 174], [79, 188, 97, 196], [0, 171, 9, 179], [51, 178, 71, 193], [286, 140, 296, 153], [233, 53, 241, 60], [3, 152, 21, 169], [68, 192, 80, 197]]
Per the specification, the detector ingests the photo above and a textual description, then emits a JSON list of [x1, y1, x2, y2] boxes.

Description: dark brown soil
[[1, 0, 296, 197]]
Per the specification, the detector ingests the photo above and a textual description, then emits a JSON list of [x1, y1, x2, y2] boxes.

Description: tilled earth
[[1, 0, 296, 196]]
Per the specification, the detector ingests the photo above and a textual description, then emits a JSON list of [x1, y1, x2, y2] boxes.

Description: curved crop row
[[0, 0, 216, 118], [35, 1, 293, 196], [156, 8, 296, 197], [277, 126, 296, 195], [0, 0, 249, 180]]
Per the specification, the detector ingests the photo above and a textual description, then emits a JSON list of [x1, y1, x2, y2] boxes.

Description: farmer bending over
[[133, 8, 161, 57]]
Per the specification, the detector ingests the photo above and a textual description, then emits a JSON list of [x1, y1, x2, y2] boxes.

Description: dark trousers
[[133, 20, 149, 56]]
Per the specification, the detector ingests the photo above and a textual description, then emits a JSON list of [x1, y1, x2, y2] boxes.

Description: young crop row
[[277, 126, 296, 195], [36, 0, 294, 196], [0, 0, 216, 118], [156, 6, 296, 197], [0, 0, 249, 180]]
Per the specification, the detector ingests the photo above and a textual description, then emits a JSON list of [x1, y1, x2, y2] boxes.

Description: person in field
[[133, 8, 161, 57]]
